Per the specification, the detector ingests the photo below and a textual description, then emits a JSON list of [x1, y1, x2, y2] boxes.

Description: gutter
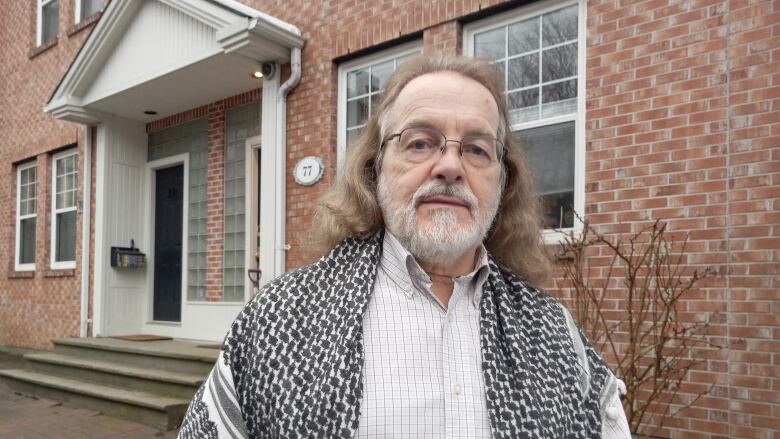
[[80, 125, 92, 337], [274, 47, 302, 277]]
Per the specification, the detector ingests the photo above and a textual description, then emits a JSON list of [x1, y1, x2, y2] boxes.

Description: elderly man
[[179, 55, 630, 438]]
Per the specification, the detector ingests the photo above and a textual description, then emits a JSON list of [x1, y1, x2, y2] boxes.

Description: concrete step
[[26, 352, 205, 399], [52, 338, 218, 376], [0, 369, 190, 430]]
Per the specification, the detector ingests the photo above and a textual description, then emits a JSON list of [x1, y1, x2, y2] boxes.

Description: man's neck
[[417, 247, 480, 308]]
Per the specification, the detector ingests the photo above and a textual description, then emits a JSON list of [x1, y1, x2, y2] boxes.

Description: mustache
[[412, 181, 477, 212]]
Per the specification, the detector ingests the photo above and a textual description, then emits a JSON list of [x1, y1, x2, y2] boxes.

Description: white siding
[[85, 1, 220, 104], [95, 118, 148, 336]]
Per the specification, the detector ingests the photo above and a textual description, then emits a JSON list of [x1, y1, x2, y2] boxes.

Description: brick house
[[0, 0, 777, 437]]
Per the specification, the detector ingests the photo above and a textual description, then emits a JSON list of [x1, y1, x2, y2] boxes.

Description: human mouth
[[418, 196, 469, 209]]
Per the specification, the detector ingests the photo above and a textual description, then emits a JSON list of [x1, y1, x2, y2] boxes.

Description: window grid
[[16, 163, 37, 270], [76, 0, 102, 22], [338, 42, 422, 168], [51, 151, 77, 268], [38, 0, 59, 46], [468, 1, 581, 233]]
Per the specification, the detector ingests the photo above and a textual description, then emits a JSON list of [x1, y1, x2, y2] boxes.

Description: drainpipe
[[79, 125, 92, 337], [274, 48, 301, 277]]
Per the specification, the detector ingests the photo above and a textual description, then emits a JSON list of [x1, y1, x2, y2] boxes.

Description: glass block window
[[337, 42, 421, 166], [77, 0, 102, 22], [16, 162, 37, 270], [38, 0, 59, 45], [467, 2, 582, 231], [52, 150, 77, 267], [148, 118, 209, 301], [223, 103, 259, 302]]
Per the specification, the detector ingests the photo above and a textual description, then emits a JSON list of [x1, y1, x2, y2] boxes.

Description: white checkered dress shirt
[[356, 232, 631, 438]]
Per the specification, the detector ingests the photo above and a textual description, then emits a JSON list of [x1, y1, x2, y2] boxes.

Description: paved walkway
[[0, 352, 178, 439]]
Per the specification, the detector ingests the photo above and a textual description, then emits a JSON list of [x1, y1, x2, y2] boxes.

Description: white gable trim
[[44, 0, 302, 123]]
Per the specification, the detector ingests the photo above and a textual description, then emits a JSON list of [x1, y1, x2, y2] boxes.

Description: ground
[[0, 351, 179, 439]]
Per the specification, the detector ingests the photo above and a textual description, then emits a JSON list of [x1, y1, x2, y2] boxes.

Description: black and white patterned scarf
[[179, 233, 611, 438]]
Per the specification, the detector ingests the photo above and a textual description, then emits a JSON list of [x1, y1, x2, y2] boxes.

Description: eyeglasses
[[381, 127, 505, 169]]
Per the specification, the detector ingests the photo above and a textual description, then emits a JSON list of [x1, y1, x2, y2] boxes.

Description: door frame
[[245, 135, 261, 299], [144, 153, 189, 326]]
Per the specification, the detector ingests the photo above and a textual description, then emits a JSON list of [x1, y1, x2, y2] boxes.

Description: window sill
[[43, 269, 76, 278], [28, 38, 58, 59], [67, 11, 102, 37], [8, 271, 35, 279]]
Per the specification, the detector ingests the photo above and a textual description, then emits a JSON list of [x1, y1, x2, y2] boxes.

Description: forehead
[[390, 71, 500, 134]]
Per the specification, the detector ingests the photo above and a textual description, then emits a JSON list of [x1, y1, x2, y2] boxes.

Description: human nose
[[430, 140, 465, 184]]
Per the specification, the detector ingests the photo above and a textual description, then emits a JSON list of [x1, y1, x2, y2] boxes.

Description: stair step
[[26, 352, 206, 399], [52, 338, 218, 375], [0, 369, 190, 430]]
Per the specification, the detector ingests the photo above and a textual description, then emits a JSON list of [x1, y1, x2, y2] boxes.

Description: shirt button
[[453, 383, 462, 395], [446, 314, 454, 323]]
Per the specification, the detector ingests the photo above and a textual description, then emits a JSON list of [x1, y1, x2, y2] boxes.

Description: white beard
[[377, 176, 500, 265]]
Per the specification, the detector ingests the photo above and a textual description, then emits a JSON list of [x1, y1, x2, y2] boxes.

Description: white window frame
[[336, 40, 423, 171], [51, 149, 78, 270], [16, 162, 38, 272], [74, 0, 101, 24], [464, 0, 586, 243], [37, 0, 58, 46]]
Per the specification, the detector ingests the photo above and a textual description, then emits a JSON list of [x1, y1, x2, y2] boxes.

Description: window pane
[[371, 60, 394, 93], [80, 0, 102, 20], [542, 79, 577, 117], [508, 17, 539, 56], [42, 0, 59, 44], [508, 89, 539, 124], [346, 128, 361, 147], [514, 122, 575, 229], [542, 5, 578, 47], [56, 210, 77, 262], [20, 218, 36, 265], [347, 68, 370, 98], [507, 53, 539, 90], [347, 97, 369, 128], [474, 27, 505, 61], [542, 43, 577, 82]]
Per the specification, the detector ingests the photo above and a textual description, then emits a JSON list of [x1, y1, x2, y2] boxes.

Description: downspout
[[274, 47, 301, 277], [79, 125, 92, 337]]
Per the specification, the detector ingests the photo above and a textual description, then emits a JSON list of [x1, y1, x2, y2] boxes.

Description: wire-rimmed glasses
[[381, 126, 505, 169]]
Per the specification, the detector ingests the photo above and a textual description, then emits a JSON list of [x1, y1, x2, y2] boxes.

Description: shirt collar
[[380, 230, 491, 307]]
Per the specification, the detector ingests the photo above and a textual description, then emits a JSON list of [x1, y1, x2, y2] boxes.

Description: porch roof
[[44, 0, 303, 124]]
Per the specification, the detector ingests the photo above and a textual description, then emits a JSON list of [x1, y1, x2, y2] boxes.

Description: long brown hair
[[312, 55, 550, 284]]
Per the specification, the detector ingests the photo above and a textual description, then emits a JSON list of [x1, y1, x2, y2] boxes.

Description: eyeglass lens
[[396, 128, 500, 168]]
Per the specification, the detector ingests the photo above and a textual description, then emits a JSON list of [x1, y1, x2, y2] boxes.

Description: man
[[179, 55, 630, 438]]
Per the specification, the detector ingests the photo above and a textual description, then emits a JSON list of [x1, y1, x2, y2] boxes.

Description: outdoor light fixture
[[143, 110, 158, 115], [252, 71, 263, 78]]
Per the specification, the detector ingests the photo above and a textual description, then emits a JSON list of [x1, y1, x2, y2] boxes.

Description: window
[[337, 41, 422, 168], [16, 162, 38, 271], [37, 0, 59, 46], [51, 150, 78, 268], [75, 0, 102, 23], [465, 0, 584, 236]]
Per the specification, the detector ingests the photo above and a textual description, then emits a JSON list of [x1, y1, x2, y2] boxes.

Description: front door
[[153, 165, 183, 322]]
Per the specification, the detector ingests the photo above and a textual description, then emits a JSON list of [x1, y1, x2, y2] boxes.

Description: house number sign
[[293, 156, 324, 186]]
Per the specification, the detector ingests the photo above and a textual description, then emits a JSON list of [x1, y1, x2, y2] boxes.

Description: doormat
[[113, 335, 173, 342], [197, 343, 222, 349]]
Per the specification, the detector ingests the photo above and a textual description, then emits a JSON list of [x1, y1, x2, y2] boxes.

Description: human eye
[[462, 138, 495, 159], [401, 130, 437, 153]]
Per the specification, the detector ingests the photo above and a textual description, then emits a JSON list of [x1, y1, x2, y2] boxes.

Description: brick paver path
[[0, 370, 179, 438]]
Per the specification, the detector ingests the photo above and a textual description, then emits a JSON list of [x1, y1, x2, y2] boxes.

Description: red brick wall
[[586, 0, 779, 437], [0, 0, 102, 350]]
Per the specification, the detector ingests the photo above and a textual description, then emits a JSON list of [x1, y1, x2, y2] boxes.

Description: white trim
[[93, 124, 107, 336], [15, 161, 38, 272], [463, 0, 586, 243], [336, 41, 422, 172], [79, 125, 93, 337], [144, 153, 189, 324], [245, 135, 261, 300], [50, 148, 78, 270]]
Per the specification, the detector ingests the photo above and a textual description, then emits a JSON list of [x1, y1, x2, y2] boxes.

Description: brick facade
[[1, 0, 778, 437]]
